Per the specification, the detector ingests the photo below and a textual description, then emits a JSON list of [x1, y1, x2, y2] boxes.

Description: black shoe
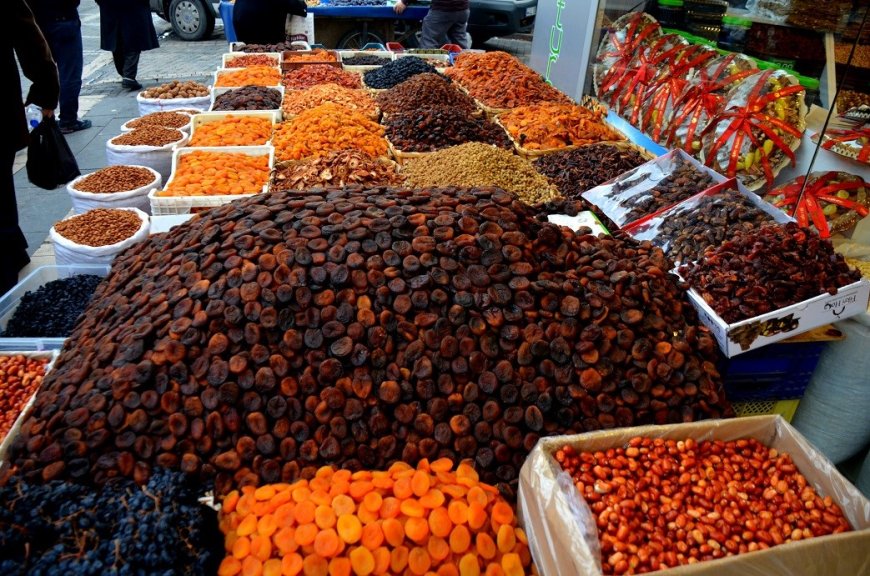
[[122, 78, 143, 91], [59, 119, 92, 134]]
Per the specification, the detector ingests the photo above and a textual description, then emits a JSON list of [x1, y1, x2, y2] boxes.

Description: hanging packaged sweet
[[593, 12, 662, 105], [639, 43, 717, 144], [702, 69, 806, 191], [764, 171, 870, 238], [666, 53, 757, 153], [599, 33, 689, 127]]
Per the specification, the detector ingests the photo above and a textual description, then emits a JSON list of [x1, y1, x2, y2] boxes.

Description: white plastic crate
[[221, 51, 282, 68], [209, 86, 284, 121], [187, 111, 276, 147], [149, 145, 274, 215]]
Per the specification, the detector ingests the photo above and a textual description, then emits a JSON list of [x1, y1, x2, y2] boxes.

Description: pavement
[[12, 6, 532, 278]]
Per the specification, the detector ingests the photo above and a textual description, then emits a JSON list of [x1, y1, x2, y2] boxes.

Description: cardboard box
[[518, 415, 870, 576]]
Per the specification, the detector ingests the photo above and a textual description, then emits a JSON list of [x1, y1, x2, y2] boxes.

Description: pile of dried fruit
[[212, 86, 283, 111], [376, 73, 479, 117], [238, 42, 297, 53], [72, 166, 157, 193], [272, 102, 387, 161], [401, 143, 560, 205], [225, 54, 279, 68], [363, 57, 437, 89], [679, 222, 862, 322], [53, 208, 143, 247], [385, 106, 512, 153], [125, 111, 190, 129], [188, 115, 273, 147], [555, 437, 852, 575], [2, 275, 103, 338], [271, 149, 400, 191], [499, 103, 623, 151], [6, 187, 730, 494], [141, 80, 209, 99], [627, 188, 776, 264], [446, 52, 570, 110], [533, 144, 649, 201], [281, 83, 379, 119], [342, 54, 391, 67], [158, 151, 270, 196], [216, 66, 282, 87], [111, 126, 185, 147], [0, 355, 49, 442], [283, 49, 338, 63], [282, 64, 362, 90], [218, 460, 536, 576]]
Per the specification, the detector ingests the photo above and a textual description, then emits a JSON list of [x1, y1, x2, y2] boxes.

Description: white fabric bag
[[286, 14, 315, 44], [137, 92, 211, 116], [50, 208, 150, 266], [105, 131, 189, 182], [66, 166, 162, 215]]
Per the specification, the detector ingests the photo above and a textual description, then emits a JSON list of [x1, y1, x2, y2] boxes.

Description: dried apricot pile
[[216, 66, 282, 87], [226, 54, 280, 68], [283, 49, 338, 63], [445, 52, 569, 110], [498, 103, 624, 151], [281, 83, 379, 119], [218, 459, 537, 576], [157, 150, 270, 196], [188, 115, 273, 147], [272, 102, 387, 161], [282, 65, 362, 91]]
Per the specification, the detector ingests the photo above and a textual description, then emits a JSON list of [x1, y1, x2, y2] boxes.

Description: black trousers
[[1, 150, 30, 295], [112, 29, 141, 81]]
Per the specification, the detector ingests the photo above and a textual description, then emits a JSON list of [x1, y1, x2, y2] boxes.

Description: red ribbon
[[770, 173, 868, 238], [818, 128, 870, 163]]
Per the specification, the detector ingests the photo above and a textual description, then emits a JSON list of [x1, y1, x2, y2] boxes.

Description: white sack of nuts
[[66, 165, 162, 215], [136, 81, 212, 116], [105, 127, 189, 182], [49, 207, 150, 266]]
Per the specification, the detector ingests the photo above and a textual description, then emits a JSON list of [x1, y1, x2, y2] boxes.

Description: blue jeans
[[39, 18, 84, 126], [420, 9, 470, 49]]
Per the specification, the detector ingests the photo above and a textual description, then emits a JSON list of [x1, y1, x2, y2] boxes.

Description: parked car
[[150, 0, 220, 41], [468, 0, 536, 46]]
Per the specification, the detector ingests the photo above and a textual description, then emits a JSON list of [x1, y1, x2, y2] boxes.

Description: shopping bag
[[26, 116, 81, 190], [286, 13, 315, 43]]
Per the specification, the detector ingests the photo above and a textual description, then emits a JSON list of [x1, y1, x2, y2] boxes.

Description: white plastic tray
[[187, 111, 276, 147]]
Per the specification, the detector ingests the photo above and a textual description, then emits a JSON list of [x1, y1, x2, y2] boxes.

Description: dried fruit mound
[[283, 65, 362, 91], [6, 186, 730, 496], [217, 460, 537, 576], [271, 149, 401, 191], [385, 106, 512, 153], [188, 115, 273, 147], [499, 103, 624, 151], [273, 102, 387, 161], [376, 73, 478, 117], [281, 83, 379, 119], [216, 66, 282, 88]]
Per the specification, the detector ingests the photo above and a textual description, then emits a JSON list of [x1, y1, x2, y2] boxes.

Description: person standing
[[96, 0, 159, 91], [29, 0, 91, 134], [2, 0, 60, 293], [394, 0, 470, 49], [233, 0, 308, 46]]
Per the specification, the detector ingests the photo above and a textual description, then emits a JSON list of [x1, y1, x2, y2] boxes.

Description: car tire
[[169, 0, 215, 41]]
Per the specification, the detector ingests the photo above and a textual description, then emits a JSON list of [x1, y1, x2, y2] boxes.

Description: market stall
[[1, 20, 870, 575]]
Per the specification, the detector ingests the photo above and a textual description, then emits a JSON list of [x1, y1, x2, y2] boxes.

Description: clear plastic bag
[[746, 0, 791, 23]]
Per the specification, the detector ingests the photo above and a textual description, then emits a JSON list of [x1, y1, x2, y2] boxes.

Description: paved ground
[[14, 4, 531, 269]]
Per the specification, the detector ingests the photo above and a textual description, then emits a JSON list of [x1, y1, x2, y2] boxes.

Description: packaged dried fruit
[[497, 103, 623, 155], [272, 102, 387, 161], [811, 125, 870, 166], [593, 12, 662, 98], [217, 459, 538, 576], [622, 183, 785, 265], [157, 150, 271, 196], [215, 66, 282, 87], [582, 150, 724, 228], [702, 69, 806, 191], [666, 53, 757, 153], [519, 417, 866, 576], [765, 171, 870, 238]]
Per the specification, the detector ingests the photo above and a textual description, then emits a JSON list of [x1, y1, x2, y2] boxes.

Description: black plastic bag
[[26, 116, 80, 190]]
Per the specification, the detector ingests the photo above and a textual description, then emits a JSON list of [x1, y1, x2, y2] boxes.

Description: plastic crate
[[0, 265, 110, 350], [721, 341, 827, 401], [732, 399, 801, 422]]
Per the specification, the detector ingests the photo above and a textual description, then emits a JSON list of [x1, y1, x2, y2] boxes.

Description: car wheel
[[470, 33, 493, 47], [337, 29, 387, 50], [169, 0, 214, 41]]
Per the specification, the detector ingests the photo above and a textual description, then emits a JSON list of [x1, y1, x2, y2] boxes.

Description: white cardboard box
[[518, 415, 870, 576]]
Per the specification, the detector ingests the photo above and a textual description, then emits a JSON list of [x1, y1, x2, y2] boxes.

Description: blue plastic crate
[[722, 341, 827, 401]]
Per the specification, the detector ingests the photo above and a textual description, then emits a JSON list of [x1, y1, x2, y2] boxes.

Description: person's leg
[[47, 20, 91, 132], [0, 150, 29, 294], [444, 10, 470, 49], [121, 52, 142, 90], [420, 10, 453, 48]]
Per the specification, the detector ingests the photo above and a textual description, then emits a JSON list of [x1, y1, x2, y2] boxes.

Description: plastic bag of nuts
[[106, 127, 189, 182], [49, 207, 150, 266], [66, 165, 161, 214], [518, 415, 869, 576]]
